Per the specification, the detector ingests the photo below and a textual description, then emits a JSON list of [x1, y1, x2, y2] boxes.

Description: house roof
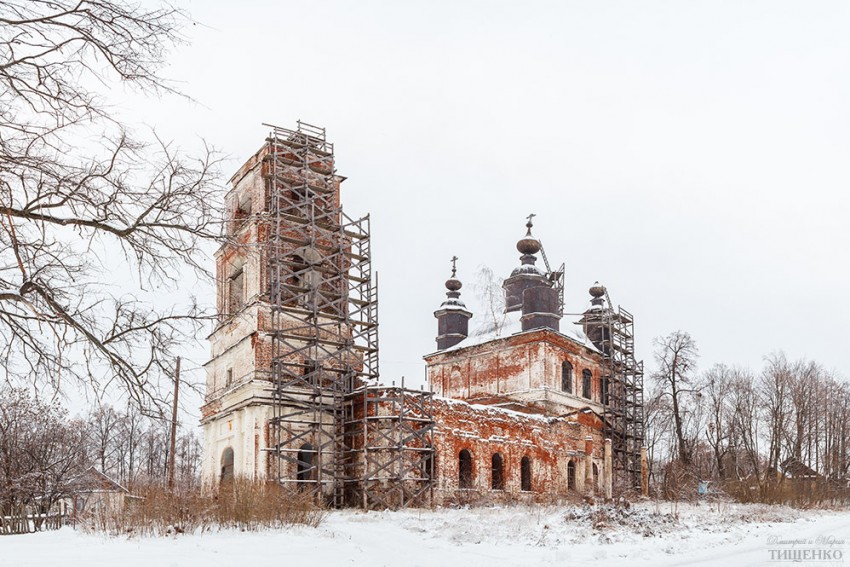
[[780, 457, 819, 478], [73, 467, 130, 494]]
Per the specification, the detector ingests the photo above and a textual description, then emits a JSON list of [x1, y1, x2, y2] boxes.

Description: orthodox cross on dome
[[450, 255, 458, 278], [526, 213, 536, 233]]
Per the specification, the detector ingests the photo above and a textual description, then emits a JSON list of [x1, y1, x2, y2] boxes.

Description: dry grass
[[721, 478, 850, 509], [85, 479, 325, 536]]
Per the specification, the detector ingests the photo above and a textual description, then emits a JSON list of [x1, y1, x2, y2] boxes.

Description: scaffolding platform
[[264, 122, 433, 508]]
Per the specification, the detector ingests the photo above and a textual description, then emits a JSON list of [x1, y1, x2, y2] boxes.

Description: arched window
[[582, 369, 592, 399], [520, 456, 532, 492], [297, 443, 316, 485], [592, 463, 599, 492], [220, 447, 234, 482], [567, 459, 576, 490], [561, 361, 573, 393], [601, 376, 610, 405], [491, 453, 504, 490], [459, 449, 473, 489]]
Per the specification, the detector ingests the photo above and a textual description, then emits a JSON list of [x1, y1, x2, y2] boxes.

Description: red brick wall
[[426, 330, 609, 404], [430, 397, 605, 503]]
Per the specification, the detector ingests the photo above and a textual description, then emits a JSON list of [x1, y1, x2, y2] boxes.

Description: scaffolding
[[579, 290, 645, 491], [538, 241, 565, 316], [265, 121, 378, 507], [345, 380, 435, 509], [264, 121, 433, 509]]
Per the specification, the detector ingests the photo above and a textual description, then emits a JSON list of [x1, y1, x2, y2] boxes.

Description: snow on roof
[[73, 467, 130, 494], [436, 302, 470, 312], [435, 310, 599, 354], [435, 395, 557, 424]]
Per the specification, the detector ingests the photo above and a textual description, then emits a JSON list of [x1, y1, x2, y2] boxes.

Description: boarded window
[[582, 369, 592, 399], [567, 459, 576, 490], [561, 361, 573, 393], [459, 449, 473, 489], [491, 453, 504, 490], [297, 443, 316, 486], [220, 447, 234, 482], [521, 456, 532, 491]]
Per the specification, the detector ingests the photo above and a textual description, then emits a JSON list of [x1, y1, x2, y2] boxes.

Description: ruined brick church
[[201, 122, 646, 508]]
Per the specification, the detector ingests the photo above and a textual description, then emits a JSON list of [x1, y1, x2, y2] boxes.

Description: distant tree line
[[0, 386, 201, 529], [646, 331, 850, 503]]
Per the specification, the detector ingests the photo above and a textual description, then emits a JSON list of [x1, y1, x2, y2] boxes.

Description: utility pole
[[168, 356, 181, 490]]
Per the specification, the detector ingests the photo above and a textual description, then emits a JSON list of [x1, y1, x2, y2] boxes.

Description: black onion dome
[[516, 219, 541, 255], [589, 281, 606, 298], [511, 216, 542, 274]]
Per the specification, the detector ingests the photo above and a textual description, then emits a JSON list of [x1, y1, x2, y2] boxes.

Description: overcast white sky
[[119, 0, 850, 408]]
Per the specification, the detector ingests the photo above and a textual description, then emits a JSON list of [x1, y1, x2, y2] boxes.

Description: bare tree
[[783, 359, 820, 469], [702, 364, 734, 479], [174, 429, 203, 489], [760, 353, 793, 477], [76, 403, 200, 488], [651, 330, 700, 465], [472, 265, 507, 335], [0, 387, 87, 532], [86, 405, 120, 475], [644, 341, 850, 503], [642, 379, 672, 490], [119, 404, 145, 485], [0, 0, 221, 408]]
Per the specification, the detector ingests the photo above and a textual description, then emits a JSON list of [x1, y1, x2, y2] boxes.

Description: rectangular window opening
[[228, 268, 245, 314]]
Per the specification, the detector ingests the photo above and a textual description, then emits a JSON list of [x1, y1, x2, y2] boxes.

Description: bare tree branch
[[0, 0, 222, 410]]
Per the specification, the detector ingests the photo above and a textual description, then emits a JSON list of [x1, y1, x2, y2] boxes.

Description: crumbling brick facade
[[201, 124, 633, 506], [429, 398, 607, 503]]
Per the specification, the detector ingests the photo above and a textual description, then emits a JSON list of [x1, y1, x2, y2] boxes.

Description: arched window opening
[[491, 453, 504, 490], [582, 369, 592, 399], [561, 361, 573, 393], [592, 463, 600, 492], [220, 447, 234, 483], [520, 456, 532, 492], [567, 460, 576, 491], [459, 449, 473, 489], [601, 376, 610, 405], [297, 443, 316, 486]]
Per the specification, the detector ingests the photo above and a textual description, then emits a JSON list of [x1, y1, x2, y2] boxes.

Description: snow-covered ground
[[3, 502, 848, 567]]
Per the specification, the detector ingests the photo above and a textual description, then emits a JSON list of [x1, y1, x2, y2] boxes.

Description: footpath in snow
[[2, 502, 848, 567]]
